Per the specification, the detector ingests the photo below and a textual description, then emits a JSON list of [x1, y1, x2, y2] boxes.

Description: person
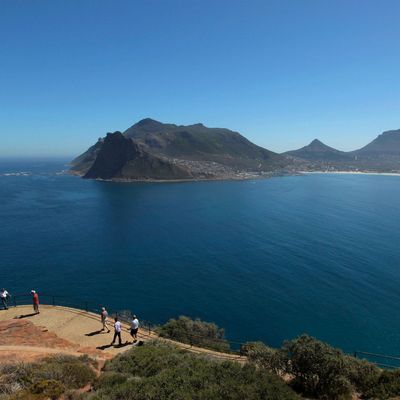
[[111, 317, 122, 346], [100, 307, 110, 332], [130, 314, 139, 342], [0, 288, 10, 310], [31, 290, 39, 314]]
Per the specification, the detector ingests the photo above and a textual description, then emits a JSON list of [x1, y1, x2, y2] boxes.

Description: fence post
[[13, 296, 16, 307], [52, 296, 55, 306], [85, 302, 88, 312], [354, 351, 357, 358]]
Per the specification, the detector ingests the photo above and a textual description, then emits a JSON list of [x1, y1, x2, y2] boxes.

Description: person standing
[[111, 317, 122, 346], [31, 290, 39, 314], [130, 314, 139, 342], [100, 307, 110, 332], [0, 289, 10, 310]]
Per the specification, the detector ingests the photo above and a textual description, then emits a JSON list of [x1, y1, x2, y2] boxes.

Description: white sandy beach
[[300, 171, 400, 177]]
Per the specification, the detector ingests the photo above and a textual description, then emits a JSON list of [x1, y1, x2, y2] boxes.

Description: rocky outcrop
[[83, 131, 193, 180]]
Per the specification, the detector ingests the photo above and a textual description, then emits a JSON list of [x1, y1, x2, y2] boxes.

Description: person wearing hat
[[130, 314, 139, 342], [100, 307, 110, 333], [31, 290, 39, 314]]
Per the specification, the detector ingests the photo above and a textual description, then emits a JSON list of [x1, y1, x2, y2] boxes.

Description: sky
[[1, 0, 400, 157]]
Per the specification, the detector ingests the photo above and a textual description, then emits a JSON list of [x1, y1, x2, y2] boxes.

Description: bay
[[1, 158, 400, 357]]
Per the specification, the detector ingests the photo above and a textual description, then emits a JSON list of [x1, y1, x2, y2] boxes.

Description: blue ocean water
[[1, 158, 400, 356]]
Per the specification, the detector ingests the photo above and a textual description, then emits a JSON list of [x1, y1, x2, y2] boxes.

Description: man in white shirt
[[130, 315, 139, 341], [0, 289, 10, 310], [111, 317, 122, 346]]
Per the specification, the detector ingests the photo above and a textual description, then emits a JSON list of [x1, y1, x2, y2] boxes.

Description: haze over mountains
[[71, 120, 400, 181], [286, 129, 400, 172]]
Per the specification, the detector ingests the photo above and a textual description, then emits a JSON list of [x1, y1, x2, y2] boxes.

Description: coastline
[[69, 169, 400, 183], [299, 170, 400, 177], [68, 170, 294, 183]]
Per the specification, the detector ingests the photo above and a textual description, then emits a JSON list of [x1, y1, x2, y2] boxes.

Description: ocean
[[1, 158, 400, 358]]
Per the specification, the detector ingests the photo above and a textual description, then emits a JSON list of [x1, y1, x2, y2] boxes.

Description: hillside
[[285, 129, 400, 172], [1, 306, 400, 400], [285, 139, 351, 162], [71, 119, 292, 181], [353, 129, 400, 156]]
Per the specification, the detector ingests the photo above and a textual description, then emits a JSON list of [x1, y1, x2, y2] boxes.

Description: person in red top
[[31, 290, 39, 314]]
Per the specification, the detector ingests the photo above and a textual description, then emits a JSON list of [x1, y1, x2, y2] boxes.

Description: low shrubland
[[85, 341, 300, 400], [241, 334, 400, 400], [1, 316, 400, 400], [0, 354, 96, 400]]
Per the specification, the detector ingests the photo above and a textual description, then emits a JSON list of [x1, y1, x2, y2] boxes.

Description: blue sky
[[1, 0, 399, 157]]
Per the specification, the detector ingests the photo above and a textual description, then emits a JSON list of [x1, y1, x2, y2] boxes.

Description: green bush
[[30, 379, 65, 399], [363, 369, 400, 399], [0, 355, 96, 400], [240, 341, 288, 375], [34, 355, 96, 389], [252, 334, 384, 400], [89, 341, 300, 400], [156, 316, 230, 352]]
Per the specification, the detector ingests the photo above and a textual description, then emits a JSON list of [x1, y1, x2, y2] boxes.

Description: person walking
[[130, 314, 139, 342], [100, 307, 110, 333], [31, 290, 39, 314], [0, 289, 10, 310], [110, 317, 122, 346]]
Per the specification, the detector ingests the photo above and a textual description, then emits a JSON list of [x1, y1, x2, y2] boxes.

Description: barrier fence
[[4, 294, 400, 367], [354, 351, 400, 369], [8, 293, 244, 355]]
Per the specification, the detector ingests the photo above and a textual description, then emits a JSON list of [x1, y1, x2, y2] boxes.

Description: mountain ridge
[[71, 119, 293, 181], [71, 121, 400, 180]]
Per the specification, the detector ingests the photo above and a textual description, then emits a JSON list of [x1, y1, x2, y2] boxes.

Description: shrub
[[156, 316, 230, 352], [240, 341, 288, 375], [90, 341, 300, 400], [363, 369, 400, 399], [0, 355, 96, 400], [34, 355, 96, 388], [30, 379, 65, 399]]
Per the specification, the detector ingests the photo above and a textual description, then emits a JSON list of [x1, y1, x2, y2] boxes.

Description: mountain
[[82, 132, 193, 180], [353, 129, 400, 156], [284, 139, 351, 162], [283, 129, 400, 172], [71, 119, 291, 181]]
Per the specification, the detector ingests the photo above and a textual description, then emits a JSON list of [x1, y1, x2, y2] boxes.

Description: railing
[[6, 294, 400, 366], [354, 350, 400, 369], [8, 294, 243, 356]]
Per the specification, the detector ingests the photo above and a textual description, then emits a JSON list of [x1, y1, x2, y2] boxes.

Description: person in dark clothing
[[0, 289, 10, 310]]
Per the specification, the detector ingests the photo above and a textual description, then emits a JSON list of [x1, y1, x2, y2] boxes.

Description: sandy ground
[[300, 171, 400, 176], [0, 305, 245, 364]]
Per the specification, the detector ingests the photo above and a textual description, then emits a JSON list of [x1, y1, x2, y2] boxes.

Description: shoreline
[[69, 169, 400, 183], [299, 170, 400, 177]]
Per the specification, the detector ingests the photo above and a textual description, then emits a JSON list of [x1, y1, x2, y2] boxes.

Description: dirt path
[[0, 305, 246, 363]]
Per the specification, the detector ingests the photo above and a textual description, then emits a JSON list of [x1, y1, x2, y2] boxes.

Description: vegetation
[[85, 341, 300, 400], [156, 315, 231, 352], [242, 334, 400, 400], [1, 317, 400, 400], [0, 355, 96, 400]]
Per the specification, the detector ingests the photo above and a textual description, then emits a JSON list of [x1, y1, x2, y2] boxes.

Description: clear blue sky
[[1, 0, 399, 157]]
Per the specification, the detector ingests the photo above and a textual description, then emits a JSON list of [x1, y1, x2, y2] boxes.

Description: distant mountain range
[[70, 120, 400, 181], [285, 129, 400, 172]]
